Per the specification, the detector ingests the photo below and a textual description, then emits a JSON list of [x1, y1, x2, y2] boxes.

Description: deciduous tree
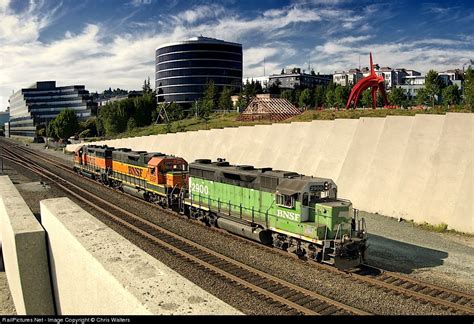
[[53, 109, 79, 141]]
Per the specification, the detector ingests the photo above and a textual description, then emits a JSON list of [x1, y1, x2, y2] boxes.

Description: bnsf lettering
[[128, 166, 143, 177], [277, 210, 300, 222]]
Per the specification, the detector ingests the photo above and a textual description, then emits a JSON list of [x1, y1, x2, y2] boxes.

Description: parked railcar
[[73, 146, 367, 268]]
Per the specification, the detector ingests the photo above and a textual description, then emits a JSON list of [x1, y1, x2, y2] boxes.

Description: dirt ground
[[0, 141, 472, 314]]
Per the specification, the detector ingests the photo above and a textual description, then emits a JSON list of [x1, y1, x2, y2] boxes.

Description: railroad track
[[353, 264, 474, 313], [2, 140, 474, 315], [0, 142, 369, 316]]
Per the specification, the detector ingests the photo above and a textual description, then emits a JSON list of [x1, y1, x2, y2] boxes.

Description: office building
[[268, 68, 332, 89], [155, 36, 243, 105], [8, 81, 96, 138]]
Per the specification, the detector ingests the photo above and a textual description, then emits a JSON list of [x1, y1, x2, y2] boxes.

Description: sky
[[1, 0, 473, 110]]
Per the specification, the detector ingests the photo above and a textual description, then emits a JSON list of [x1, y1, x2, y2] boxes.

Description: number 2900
[[191, 183, 209, 195]]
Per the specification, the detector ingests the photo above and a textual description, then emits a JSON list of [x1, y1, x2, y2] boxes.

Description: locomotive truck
[[73, 145, 367, 268]]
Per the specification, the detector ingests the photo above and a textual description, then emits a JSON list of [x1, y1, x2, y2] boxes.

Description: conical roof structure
[[237, 94, 301, 122]]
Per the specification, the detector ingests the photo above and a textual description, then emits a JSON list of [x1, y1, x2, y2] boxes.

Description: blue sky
[[1, 0, 473, 110]]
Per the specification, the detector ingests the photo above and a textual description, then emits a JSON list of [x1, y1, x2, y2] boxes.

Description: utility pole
[[263, 56, 266, 77]]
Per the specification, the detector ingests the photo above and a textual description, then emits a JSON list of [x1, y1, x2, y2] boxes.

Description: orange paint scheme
[[73, 146, 83, 165], [166, 173, 188, 188], [86, 156, 108, 170], [112, 161, 149, 180], [147, 156, 188, 186]]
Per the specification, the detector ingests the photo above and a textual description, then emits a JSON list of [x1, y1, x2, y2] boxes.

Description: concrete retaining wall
[[0, 176, 54, 315], [68, 113, 474, 233], [40, 197, 241, 315]]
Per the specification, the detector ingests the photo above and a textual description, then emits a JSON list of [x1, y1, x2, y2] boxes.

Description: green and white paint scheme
[[187, 171, 353, 243]]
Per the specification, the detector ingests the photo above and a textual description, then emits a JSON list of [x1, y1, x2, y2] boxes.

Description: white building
[[333, 69, 363, 86], [439, 69, 464, 90], [398, 75, 426, 99]]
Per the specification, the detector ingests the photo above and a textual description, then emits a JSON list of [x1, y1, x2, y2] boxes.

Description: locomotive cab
[[275, 176, 367, 268], [74, 146, 84, 166], [146, 156, 188, 188]]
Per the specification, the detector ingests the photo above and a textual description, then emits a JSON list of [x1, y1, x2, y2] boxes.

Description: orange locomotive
[[73, 145, 188, 206]]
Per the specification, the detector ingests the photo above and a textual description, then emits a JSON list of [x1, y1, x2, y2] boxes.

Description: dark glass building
[[155, 36, 243, 105], [8, 81, 97, 138]]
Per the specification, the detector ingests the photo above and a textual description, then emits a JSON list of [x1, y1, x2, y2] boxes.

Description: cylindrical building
[[155, 36, 243, 106]]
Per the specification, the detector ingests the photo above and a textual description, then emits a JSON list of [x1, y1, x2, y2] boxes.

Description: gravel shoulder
[[361, 211, 474, 293]]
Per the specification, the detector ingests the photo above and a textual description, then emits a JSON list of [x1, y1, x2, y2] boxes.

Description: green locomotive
[[182, 159, 367, 268]]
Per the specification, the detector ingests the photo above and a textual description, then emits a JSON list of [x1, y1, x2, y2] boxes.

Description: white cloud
[[335, 35, 372, 44], [0, 0, 56, 45], [311, 38, 474, 74], [175, 4, 226, 24], [1, 0, 472, 111], [130, 0, 152, 6]]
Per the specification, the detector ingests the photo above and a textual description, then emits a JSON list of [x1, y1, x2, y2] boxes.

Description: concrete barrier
[[0, 176, 54, 315], [337, 117, 386, 205], [357, 116, 415, 214], [420, 113, 473, 229], [314, 118, 359, 181], [386, 114, 446, 220], [291, 120, 334, 176], [66, 113, 474, 233], [40, 197, 241, 315]]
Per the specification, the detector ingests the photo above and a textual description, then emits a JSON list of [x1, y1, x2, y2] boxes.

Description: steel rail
[[4, 141, 474, 314], [1, 145, 369, 316]]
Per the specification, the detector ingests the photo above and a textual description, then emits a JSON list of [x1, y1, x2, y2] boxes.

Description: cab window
[[276, 194, 295, 208], [302, 193, 309, 206]]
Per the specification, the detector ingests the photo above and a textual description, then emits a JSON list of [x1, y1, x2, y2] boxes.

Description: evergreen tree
[[416, 88, 430, 106], [325, 88, 335, 108], [281, 90, 293, 107], [235, 93, 247, 112], [47, 119, 58, 139], [254, 81, 263, 94], [202, 80, 217, 111], [425, 70, 443, 107], [463, 67, 474, 110], [298, 88, 311, 108], [166, 102, 186, 121], [142, 78, 150, 93], [334, 85, 350, 108], [389, 87, 406, 106], [268, 79, 281, 95], [127, 117, 137, 131], [442, 85, 461, 106], [361, 89, 372, 108], [313, 86, 326, 108], [218, 87, 233, 111]]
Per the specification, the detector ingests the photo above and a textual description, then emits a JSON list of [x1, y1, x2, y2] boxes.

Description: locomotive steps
[[67, 113, 473, 234]]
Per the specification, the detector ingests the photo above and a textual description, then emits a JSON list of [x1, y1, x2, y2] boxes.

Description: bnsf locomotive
[[73, 145, 367, 268]]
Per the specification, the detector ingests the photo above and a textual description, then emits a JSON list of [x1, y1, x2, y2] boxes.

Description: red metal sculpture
[[346, 52, 389, 109]]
